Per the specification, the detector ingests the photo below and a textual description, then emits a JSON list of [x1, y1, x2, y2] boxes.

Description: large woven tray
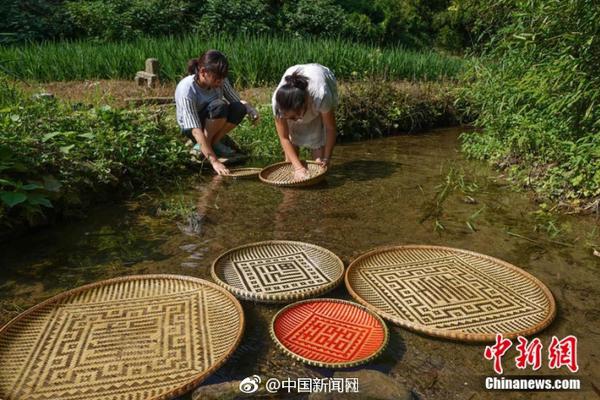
[[259, 161, 327, 187], [345, 245, 556, 342], [211, 241, 344, 303], [271, 298, 388, 368], [222, 167, 262, 178], [0, 275, 244, 400]]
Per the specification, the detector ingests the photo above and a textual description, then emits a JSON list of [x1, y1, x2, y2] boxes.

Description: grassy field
[[0, 34, 464, 86]]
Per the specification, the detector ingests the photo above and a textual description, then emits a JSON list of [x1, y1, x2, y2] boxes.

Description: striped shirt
[[175, 75, 242, 129]]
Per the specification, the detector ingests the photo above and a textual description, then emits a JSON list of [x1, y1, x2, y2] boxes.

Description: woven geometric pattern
[[346, 245, 556, 342], [0, 275, 244, 400], [212, 241, 344, 302], [271, 299, 388, 368], [223, 167, 262, 178], [259, 161, 327, 187]]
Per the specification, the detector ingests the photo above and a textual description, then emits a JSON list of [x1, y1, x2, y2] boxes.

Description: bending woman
[[272, 63, 338, 180], [175, 49, 259, 175]]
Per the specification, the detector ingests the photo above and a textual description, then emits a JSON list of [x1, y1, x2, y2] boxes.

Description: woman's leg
[[207, 100, 246, 145], [311, 147, 325, 160], [285, 144, 300, 162]]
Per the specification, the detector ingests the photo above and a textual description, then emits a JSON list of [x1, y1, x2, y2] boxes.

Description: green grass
[[0, 34, 464, 85]]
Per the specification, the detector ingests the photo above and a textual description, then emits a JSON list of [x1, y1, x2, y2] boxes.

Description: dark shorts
[[181, 99, 246, 143]]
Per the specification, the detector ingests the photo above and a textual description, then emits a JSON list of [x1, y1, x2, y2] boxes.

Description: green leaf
[[27, 193, 53, 208], [78, 132, 95, 139], [42, 132, 63, 142], [571, 174, 584, 187], [60, 144, 75, 154], [466, 220, 476, 232], [22, 182, 44, 191], [43, 175, 62, 192], [0, 178, 17, 187], [0, 191, 27, 207]]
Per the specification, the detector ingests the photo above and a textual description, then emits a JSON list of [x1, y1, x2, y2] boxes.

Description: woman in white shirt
[[272, 64, 338, 180]]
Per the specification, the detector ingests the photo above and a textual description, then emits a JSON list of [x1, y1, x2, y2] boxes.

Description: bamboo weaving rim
[[222, 167, 262, 178], [345, 245, 556, 342], [259, 161, 327, 187], [0, 274, 245, 400], [270, 298, 388, 368], [211, 240, 344, 303]]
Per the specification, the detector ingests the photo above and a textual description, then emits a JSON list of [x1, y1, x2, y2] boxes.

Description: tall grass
[[0, 34, 464, 86]]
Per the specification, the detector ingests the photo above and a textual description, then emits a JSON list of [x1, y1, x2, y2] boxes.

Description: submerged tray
[[259, 161, 327, 187], [222, 167, 262, 178], [211, 241, 344, 303], [0, 275, 244, 400], [345, 245, 556, 342], [271, 298, 388, 368]]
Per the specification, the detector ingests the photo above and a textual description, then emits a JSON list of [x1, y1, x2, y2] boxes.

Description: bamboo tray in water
[[222, 167, 262, 178], [345, 245, 556, 342], [0, 275, 245, 400], [271, 298, 388, 368], [211, 240, 344, 303], [259, 161, 327, 187]]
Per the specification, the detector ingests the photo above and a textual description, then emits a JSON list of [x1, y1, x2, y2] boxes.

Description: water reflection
[[0, 127, 598, 399]]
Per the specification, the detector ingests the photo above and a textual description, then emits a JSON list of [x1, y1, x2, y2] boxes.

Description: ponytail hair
[[187, 49, 229, 78], [275, 70, 309, 114]]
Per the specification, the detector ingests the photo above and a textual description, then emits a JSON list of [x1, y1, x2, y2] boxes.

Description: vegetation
[[0, 76, 189, 233], [459, 0, 600, 207], [0, 0, 477, 51], [0, 34, 464, 85]]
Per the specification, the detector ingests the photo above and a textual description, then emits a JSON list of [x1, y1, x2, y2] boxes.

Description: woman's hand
[[243, 102, 260, 125], [315, 157, 330, 168], [211, 159, 230, 175], [293, 166, 310, 181]]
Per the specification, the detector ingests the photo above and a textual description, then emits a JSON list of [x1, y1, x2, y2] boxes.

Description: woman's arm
[[223, 79, 259, 123], [275, 117, 305, 172], [190, 127, 229, 175], [321, 110, 337, 165]]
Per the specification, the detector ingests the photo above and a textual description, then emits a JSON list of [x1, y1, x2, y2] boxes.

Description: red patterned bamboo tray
[[259, 161, 327, 187], [0, 275, 245, 400], [345, 245, 556, 342], [270, 298, 388, 368], [223, 167, 262, 178], [211, 241, 344, 303]]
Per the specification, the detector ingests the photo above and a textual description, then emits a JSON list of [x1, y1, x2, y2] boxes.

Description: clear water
[[1, 128, 598, 399]]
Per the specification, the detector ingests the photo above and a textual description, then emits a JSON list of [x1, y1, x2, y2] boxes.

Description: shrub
[[460, 0, 600, 203], [0, 76, 189, 229], [196, 0, 274, 36]]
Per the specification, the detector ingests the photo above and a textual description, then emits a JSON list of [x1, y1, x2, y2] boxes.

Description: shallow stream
[[1, 128, 598, 399]]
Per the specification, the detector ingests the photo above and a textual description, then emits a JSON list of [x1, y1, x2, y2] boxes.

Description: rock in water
[[309, 369, 413, 400]]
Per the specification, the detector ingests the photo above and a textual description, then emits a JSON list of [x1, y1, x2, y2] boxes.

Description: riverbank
[[1, 78, 465, 239]]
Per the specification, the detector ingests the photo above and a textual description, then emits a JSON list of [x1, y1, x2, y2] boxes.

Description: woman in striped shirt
[[175, 50, 259, 175]]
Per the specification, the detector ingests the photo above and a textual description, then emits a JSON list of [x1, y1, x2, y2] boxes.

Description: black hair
[[187, 49, 229, 78], [275, 70, 309, 115]]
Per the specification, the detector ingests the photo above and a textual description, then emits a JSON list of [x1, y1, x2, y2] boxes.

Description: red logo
[[548, 335, 578, 373], [484, 334, 513, 374], [514, 337, 543, 370], [484, 334, 578, 374]]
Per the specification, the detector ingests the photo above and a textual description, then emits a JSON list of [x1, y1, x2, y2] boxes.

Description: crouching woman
[[175, 49, 259, 175]]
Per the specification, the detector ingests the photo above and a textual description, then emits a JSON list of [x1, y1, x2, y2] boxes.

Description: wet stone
[[308, 370, 413, 400], [192, 379, 267, 399], [179, 244, 198, 252], [180, 262, 199, 268]]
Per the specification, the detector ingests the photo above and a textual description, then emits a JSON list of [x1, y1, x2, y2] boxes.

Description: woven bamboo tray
[[211, 240, 344, 303], [271, 298, 388, 368], [0, 275, 245, 400], [259, 161, 327, 187], [345, 245, 556, 342], [222, 167, 262, 178]]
